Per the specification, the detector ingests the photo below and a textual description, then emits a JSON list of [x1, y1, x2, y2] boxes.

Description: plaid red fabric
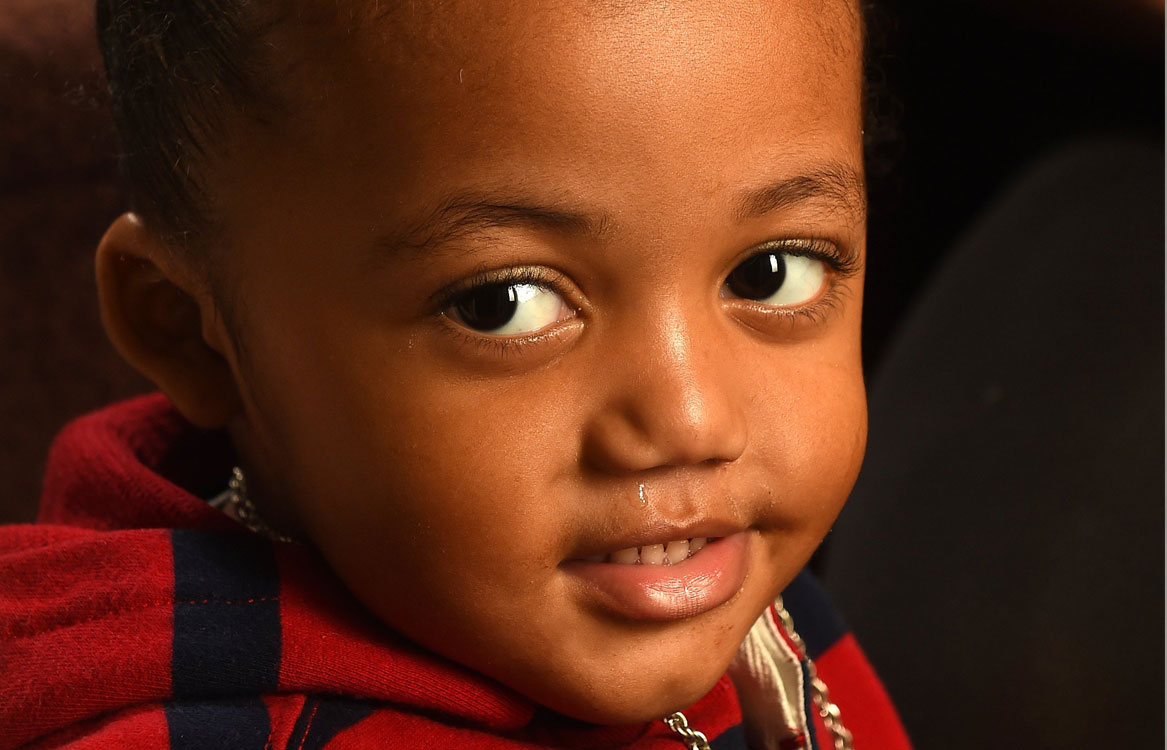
[[0, 394, 909, 749]]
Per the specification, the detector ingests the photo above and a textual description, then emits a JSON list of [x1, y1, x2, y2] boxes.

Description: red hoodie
[[0, 394, 910, 749]]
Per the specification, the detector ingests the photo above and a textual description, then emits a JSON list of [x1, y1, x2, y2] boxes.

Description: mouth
[[581, 536, 715, 565], [562, 531, 751, 621]]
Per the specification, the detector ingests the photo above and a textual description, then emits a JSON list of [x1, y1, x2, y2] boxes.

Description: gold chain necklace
[[663, 598, 853, 750], [773, 598, 854, 750], [663, 711, 713, 750], [218, 467, 296, 543]]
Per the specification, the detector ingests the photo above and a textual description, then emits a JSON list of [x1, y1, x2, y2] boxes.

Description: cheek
[[753, 353, 867, 534], [289, 361, 572, 604], [228, 298, 560, 610], [741, 352, 866, 602]]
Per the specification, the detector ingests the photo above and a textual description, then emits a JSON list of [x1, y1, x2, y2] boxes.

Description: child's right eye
[[722, 251, 827, 308], [445, 281, 574, 336]]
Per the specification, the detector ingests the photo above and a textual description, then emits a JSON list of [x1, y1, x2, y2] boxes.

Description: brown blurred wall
[[1, 0, 149, 523]]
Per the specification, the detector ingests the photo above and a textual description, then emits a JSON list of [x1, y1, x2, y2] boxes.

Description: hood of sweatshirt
[[0, 394, 909, 750], [1, 394, 753, 749]]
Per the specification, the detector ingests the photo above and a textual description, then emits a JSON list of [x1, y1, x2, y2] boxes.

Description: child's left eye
[[445, 282, 573, 335], [722, 251, 826, 307]]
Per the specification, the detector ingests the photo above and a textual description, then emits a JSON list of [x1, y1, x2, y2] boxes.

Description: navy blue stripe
[[781, 570, 847, 660], [165, 697, 271, 750], [801, 659, 820, 750], [709, 722, 749, 749], [286, 697, 376, 750], [171, 530, 282, 699]]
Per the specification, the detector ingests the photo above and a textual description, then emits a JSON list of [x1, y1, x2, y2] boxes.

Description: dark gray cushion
[[823, 138, 1163, 749]]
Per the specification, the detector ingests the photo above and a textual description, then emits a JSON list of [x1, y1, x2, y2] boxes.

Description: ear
[[96, 213, 242, 429]]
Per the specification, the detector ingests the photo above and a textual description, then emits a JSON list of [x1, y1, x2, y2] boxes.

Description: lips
[[563, 531, 751, 621]]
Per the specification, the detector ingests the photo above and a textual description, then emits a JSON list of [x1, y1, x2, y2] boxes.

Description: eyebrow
[[375, 194, 611, 261], [735, 163, 866, 222], [373, 163, 865, 260]]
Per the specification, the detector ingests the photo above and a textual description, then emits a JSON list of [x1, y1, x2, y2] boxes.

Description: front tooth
[[610, 547, 640, 565], [640, 543, 666, 565], [664, 539, 690, 564], [689, 537, 707, 554]]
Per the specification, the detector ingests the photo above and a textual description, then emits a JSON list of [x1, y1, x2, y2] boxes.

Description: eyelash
[[433, 265, 570, 314], [432, 238, 860, 350], [778, 238, 862, 278]]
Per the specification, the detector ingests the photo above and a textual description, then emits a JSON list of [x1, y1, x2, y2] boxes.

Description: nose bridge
[[584, 294, 748, 474], [653, 309, 713, 433]]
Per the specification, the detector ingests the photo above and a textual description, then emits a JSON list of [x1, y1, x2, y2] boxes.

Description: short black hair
[[95, 0, 280, 257]]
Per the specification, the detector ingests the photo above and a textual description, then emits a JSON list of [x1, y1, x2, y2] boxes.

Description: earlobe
[[95, 213, 242, 429]]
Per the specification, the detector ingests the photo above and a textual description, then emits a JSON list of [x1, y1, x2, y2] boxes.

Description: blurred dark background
[[1, 1, 1163, 747], [860, 0, 1162, 372], [824, 2, 1164, 749]]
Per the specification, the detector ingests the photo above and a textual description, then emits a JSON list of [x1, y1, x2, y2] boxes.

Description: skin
[[97, 0, 867, 726]]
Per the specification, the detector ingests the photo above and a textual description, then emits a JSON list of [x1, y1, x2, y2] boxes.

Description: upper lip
[[564, 517, 747, 561]]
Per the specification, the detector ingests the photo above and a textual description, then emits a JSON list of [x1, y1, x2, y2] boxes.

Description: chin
[[522, 584, 767, 725], [532, 659, 731, 727]]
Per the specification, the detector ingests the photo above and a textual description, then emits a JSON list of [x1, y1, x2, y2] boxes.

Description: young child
[[1, 1, 911, 748]]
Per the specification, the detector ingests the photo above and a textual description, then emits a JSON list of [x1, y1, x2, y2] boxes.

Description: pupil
[[455, 284, 518, 331], [728, 253, 786, 300]]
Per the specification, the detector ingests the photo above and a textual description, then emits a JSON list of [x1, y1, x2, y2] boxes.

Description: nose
[[581, 308, 749, 475]]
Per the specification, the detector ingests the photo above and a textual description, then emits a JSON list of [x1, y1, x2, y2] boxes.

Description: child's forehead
[[224, 0, 865, 245], [276, 0, 861, 87], [264, 0, 863, 160]]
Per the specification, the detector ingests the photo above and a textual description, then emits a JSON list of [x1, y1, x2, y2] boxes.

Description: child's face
[[213, 0, 865, 724]]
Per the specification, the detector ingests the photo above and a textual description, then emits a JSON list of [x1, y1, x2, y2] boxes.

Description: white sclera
[[759, 254, 826, 307], [486, 284, 570, 336]]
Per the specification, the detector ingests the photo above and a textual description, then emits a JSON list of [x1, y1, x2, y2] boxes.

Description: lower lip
[[562, 532, 751, 621]]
